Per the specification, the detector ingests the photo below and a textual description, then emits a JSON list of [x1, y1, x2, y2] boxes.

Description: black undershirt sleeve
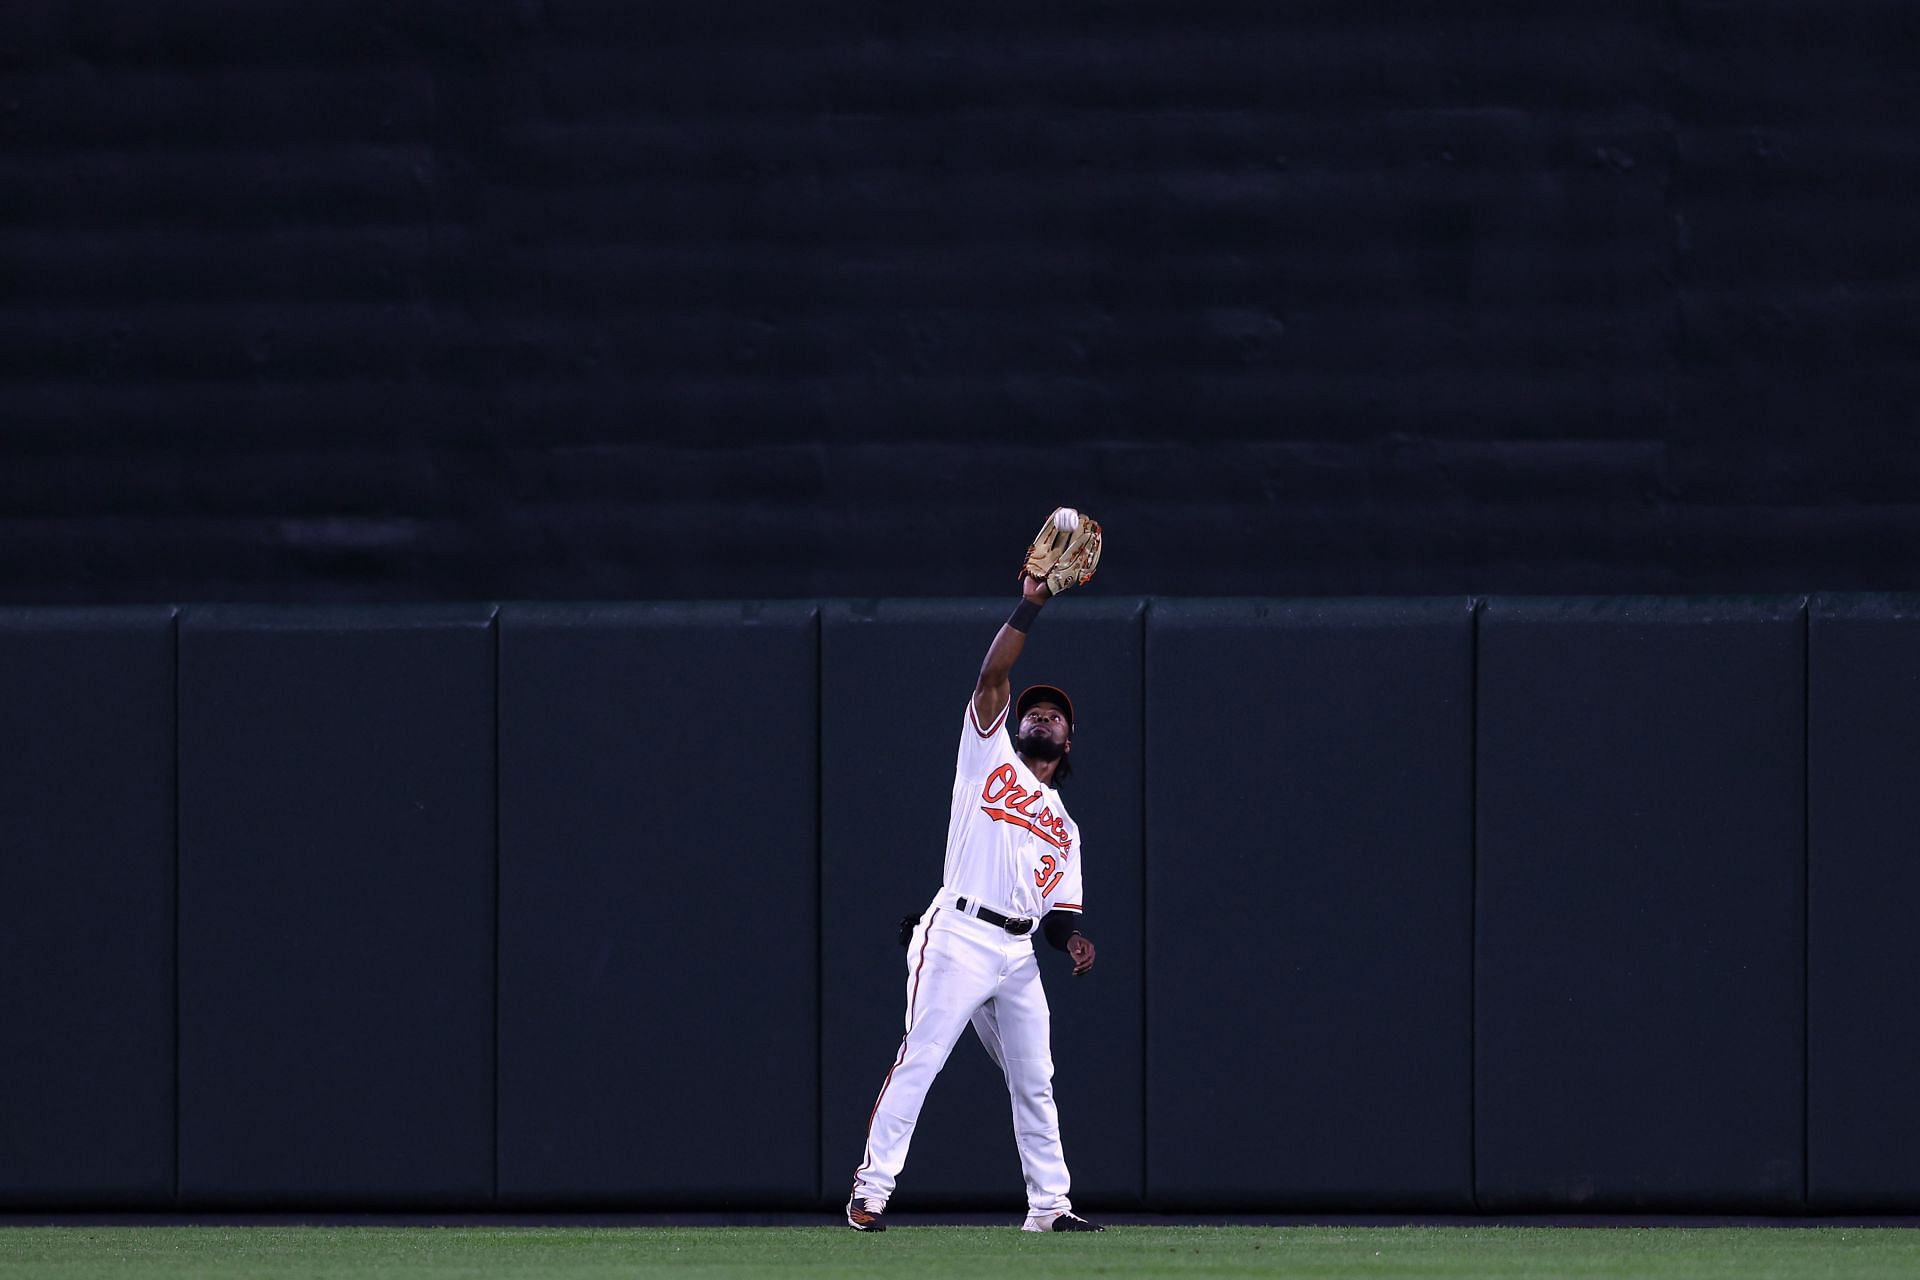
[[1042, 909, 1082, 951]]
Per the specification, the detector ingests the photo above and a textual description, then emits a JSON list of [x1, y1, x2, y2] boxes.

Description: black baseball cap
[[1015, 684, 1075, 736]]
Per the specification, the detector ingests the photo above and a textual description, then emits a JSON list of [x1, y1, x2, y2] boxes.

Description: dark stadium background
[[3, 0, 1918, 1216]]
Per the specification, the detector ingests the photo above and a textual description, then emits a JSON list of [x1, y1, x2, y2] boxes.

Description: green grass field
[[3, 1226, 1920, 1280]]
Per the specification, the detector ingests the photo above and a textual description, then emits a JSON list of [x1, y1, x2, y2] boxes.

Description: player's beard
[[1016, 730, 1066, 762]]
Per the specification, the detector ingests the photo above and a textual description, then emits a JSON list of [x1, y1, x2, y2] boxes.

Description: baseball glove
[[1021, 507, 1103, 596]]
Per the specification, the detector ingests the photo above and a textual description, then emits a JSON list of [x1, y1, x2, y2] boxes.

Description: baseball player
[[847, 508, 1106, 1233]]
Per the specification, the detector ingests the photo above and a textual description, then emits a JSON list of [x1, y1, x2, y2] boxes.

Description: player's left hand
[[1067, 933, 1096, 977]]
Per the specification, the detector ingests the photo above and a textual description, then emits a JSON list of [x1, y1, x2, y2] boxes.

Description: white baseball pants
[[851, 900, 1074, 1214]]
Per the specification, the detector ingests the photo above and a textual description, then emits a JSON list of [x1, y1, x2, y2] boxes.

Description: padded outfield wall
[[0, 596, 1912, 1211]]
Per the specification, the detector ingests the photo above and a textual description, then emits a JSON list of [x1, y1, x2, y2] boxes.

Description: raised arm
[[972, 575, 1051, 731], [975, 507, 1103, 728]]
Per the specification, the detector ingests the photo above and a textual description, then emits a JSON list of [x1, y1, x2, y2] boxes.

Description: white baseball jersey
[[943, 699, 1083, 921]]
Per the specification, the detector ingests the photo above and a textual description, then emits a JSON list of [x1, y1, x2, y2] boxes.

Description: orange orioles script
[[980, 763, 1073, 893]]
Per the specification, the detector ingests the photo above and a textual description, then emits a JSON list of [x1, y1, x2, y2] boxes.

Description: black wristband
[[1008, 598, 1042, 634], [1043, 909, 1082, 951]]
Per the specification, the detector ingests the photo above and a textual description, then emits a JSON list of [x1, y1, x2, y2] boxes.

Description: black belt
[[956, 897, 1035, 936]]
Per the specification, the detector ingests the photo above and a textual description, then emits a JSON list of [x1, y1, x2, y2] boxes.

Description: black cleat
[[1024, 1210, 1104, 1232], [847, 1194, 887, 1232]]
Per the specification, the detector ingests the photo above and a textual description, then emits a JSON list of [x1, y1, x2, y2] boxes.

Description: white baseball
[[1053, 507, 1079, 532]]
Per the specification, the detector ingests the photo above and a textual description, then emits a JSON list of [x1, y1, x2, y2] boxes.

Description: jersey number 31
[[1034, 854, 1064, 896]]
